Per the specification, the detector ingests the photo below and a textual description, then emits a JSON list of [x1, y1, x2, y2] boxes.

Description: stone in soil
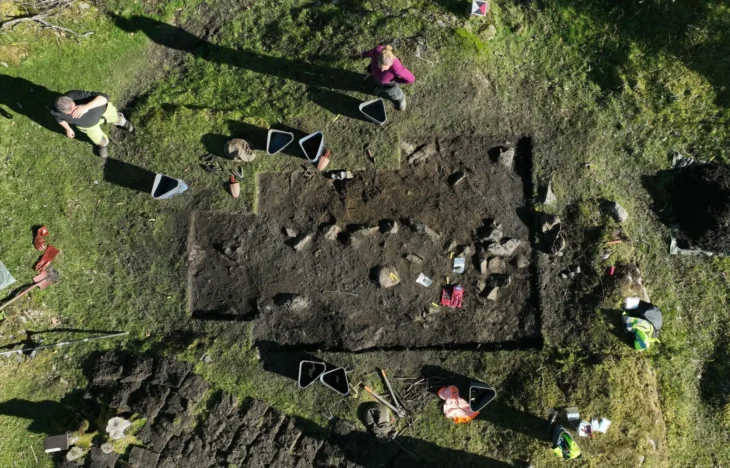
[[485, 238, 521, 257], [375, 265, 400, 288], [293, 234, 313, 251], [407, 142, 437, 165], [406, 253, 423, 264], [608, 202, 628, 223], [479, 222, 503, 243], [498, 147, 515, 169], [323, 224, 341, 241], [487, 257, 507, 274], [513, 254, 529, 269], [543, 182, 557, 205]]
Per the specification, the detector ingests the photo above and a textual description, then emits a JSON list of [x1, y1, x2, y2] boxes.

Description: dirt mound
[[672, 163, 730, 251]]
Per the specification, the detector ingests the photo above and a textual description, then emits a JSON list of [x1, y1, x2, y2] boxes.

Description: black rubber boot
[[395, 96, 407, 111]]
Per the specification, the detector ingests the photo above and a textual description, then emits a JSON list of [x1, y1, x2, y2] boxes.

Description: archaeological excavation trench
[[187, 136, 542, 351]]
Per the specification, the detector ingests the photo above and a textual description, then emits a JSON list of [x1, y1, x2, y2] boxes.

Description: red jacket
[[361, 46, 416, 85]]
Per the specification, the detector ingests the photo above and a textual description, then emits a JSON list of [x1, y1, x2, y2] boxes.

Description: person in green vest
[[50, 90, 134, 158], [548, 410, 582, 461], [622, 300, 663, 351]]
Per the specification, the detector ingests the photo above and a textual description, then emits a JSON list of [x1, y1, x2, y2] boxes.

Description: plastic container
[[319, 367, 349, 396], [359, 98, 387, 126], [266, 129, 295, 155], [299, 131, 324, 162], [151, 174, 188, 200], [469, 381, 497, 412], [298, 361, 326, 389]]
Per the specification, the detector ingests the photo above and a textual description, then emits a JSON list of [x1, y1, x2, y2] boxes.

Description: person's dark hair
[[55, 96, 74, 113]]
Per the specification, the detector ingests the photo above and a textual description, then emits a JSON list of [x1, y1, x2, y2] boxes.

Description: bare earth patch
[[188, 136, 540, 350]]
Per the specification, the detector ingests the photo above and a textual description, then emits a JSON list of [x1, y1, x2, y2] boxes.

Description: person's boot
[[98, 136, 109, 158], [395, 96, 407, 111], [118, 113, 134, 133]]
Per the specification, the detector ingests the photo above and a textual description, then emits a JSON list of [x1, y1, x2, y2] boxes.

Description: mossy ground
[[0, 0, 729, 466]]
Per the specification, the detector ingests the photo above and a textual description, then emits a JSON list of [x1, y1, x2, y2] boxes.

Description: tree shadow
[[256, 340, 341, 383], [420, 365, 551, 442], [111, 15, 370, 95], [552, 0, 730, 107]]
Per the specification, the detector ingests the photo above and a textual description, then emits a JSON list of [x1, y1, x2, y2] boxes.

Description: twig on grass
[[1, 0, 92, 36], [1, 14, 88, 36]]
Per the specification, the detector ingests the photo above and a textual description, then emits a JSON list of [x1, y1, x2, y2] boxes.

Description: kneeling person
[[51, 91, 133, 158]]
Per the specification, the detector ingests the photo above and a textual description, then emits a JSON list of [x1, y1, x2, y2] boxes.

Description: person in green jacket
[[548, 410, 582, 461]]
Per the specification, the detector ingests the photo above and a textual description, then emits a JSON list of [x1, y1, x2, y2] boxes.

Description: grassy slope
[[0, 0, 728, 466]]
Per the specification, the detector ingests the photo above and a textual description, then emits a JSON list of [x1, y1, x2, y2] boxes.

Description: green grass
[[1, 0, 729, 466]]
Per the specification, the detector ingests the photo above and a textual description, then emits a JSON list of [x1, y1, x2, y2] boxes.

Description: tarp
[[0, 262, 15, 291]]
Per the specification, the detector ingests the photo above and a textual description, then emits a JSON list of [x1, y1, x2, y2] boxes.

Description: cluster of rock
[[474, 220, 528, 301], [285, 218, 401, 253]]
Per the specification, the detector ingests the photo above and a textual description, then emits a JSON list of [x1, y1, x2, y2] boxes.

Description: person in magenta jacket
[[360, 45, 415, 111]]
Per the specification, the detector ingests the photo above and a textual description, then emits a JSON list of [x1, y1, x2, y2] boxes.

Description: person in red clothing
[[360, 45, 415, 111]]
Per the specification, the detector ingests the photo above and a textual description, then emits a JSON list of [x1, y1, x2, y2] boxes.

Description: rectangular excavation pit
[[188, 136, 541, 350]]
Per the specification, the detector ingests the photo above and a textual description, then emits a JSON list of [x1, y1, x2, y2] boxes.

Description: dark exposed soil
[[672, 162, 730, 252], [57, 352, 511, 468], [189, 136, 540, 350]]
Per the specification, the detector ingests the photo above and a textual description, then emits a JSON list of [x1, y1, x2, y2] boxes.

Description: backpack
[[623, 301, 663, 350], [550, 424, 583, 460]]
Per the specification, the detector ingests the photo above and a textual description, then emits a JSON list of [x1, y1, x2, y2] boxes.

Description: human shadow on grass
[[308, 88, 371, 123], [421, 365, 551, 442], [0, 75, 63, 134], [0, 390, 89, 436], [103, 158, 157, 193], [641, 169, 676, 229], [700, 334, 730, 408], [324, 417, 517, 467], [111, 15, 368, 95], [256, 341, 342, 384]]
